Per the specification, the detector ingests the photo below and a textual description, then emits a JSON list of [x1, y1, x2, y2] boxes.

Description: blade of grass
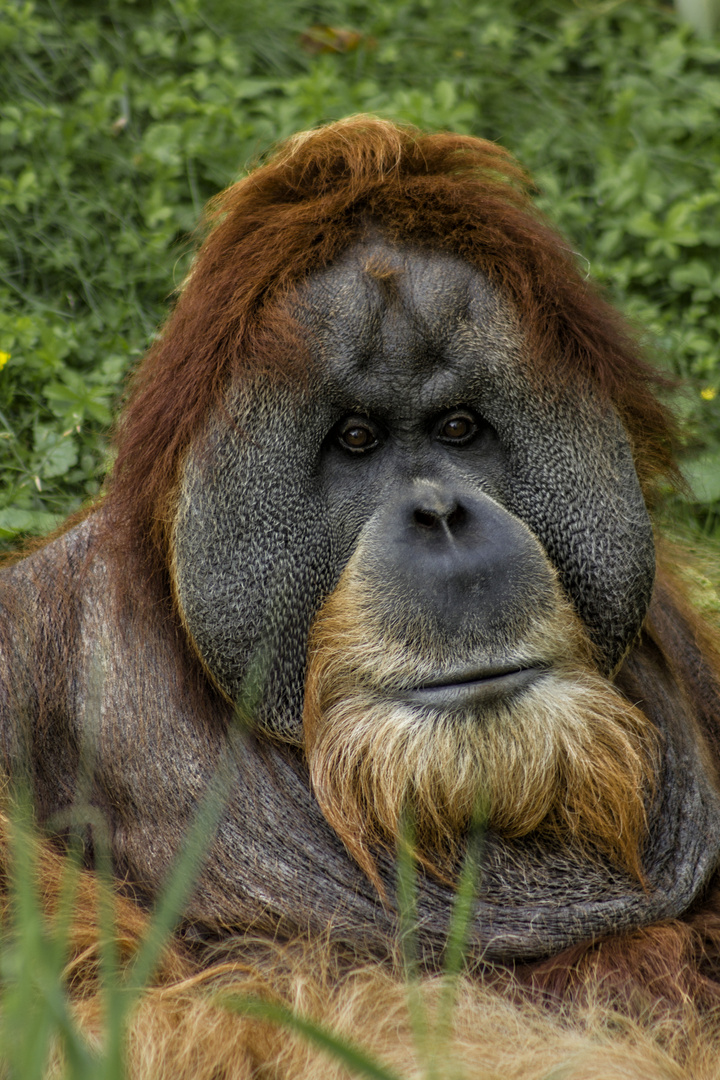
[[95, 834, 126, 1080], [440, 832, 483, 984], [431, 807, 487, 1080], [2, 795, 57, 1080], [222, 995, 404, 1080], [395, 811, 431, 1076], [396, 811, 419, 982]]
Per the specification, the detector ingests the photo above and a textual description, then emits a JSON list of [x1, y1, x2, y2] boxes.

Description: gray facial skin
[[175, 240, 656, 740], [3, 239, 720, 969]]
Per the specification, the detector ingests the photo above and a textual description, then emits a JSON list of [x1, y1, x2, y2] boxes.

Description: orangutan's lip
[[401, 665, 544, 708]]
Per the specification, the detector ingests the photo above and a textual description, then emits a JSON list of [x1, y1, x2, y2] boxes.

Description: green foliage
[[1, 0, 719, 542]]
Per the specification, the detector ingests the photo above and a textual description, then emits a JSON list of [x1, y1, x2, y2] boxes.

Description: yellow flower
[[0, 352, 10, 370], [701, 386, 717, 401]]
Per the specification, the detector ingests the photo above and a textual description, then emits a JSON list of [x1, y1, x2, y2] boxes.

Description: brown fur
[[0, 811, 187, 997]]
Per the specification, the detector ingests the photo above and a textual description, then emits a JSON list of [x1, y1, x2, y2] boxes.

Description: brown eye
[[336, 418, 380, 454], [438, 411, 477, 444], [344, 426, 371, 448]]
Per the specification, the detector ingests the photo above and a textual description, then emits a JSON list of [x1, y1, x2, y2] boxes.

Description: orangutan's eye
[[437, 410, 478, 445], [336, 417, 382, 454]]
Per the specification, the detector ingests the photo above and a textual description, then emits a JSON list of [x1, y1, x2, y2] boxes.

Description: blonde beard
[[303, 560, 659, 893]]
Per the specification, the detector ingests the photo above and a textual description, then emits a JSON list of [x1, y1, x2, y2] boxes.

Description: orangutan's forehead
[[292, 240, 521, 393]]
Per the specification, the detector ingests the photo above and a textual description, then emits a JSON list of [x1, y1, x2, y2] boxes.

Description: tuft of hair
[[362, 250, 403, 303], [303, 557, 659, 892], [103, 115, 678, 585]]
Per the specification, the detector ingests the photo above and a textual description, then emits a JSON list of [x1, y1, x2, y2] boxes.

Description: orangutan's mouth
[[402, 665, 544, 708]]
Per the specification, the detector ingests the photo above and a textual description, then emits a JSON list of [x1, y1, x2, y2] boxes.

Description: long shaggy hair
[[83, 941, 720, 1080], [304, 550, 659, 891]]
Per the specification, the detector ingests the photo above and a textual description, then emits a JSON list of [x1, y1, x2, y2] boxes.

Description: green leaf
[[682, 449, 720, 503], [33, 425, 79, 478], [0, 508, 62, 538]]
